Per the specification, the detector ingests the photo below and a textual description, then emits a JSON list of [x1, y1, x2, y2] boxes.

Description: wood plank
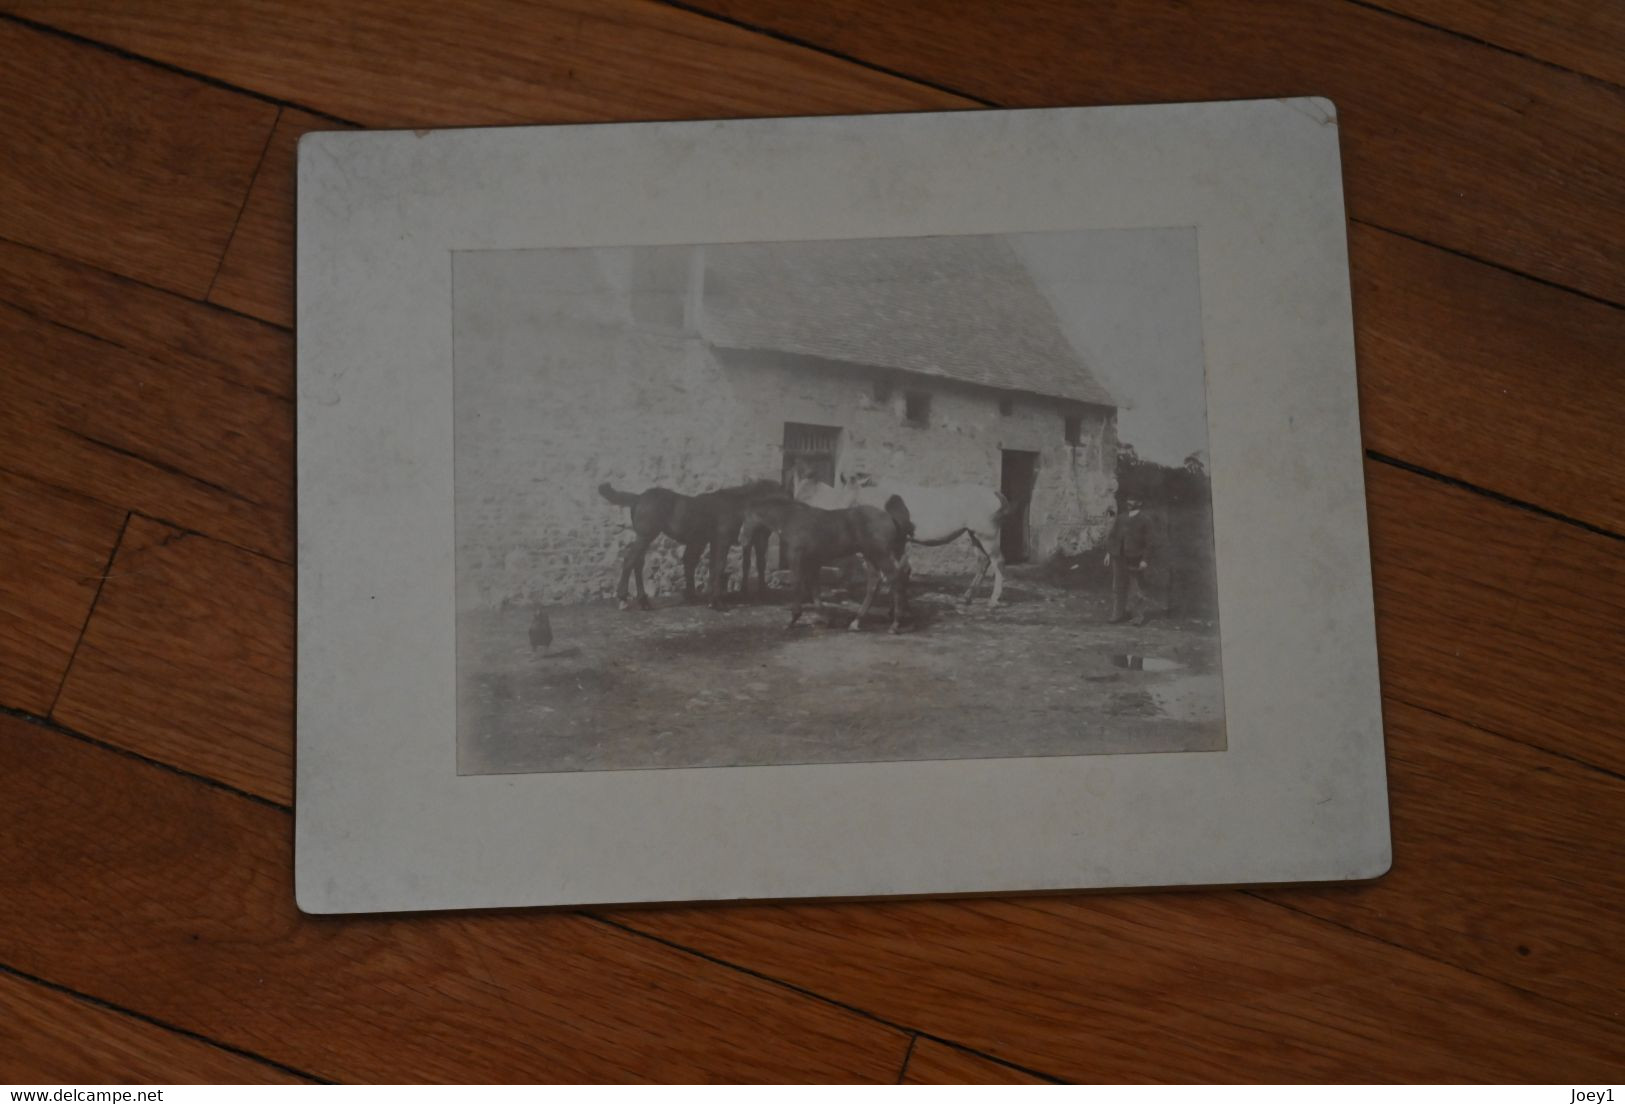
[[1367, 461, 1625, 774], [0, 971, 305, 1084], [0, 471, 124, 715], [601, 679, 1625, 1086], [0, 238, 292, 401], [901, 1039, 1050, 1084], [0, 714, 911, 1083], [52, 515, 294, 805], [675, 0, 1625, 304], [210, 109, 352, 328], [0, 0, 962, 128], [180, 27, 1625, 537], [603, 690, 1625, 1080], [614, 878, 1623, 1081], [1352, 224, 1625, 534], [1260, 699, 1625, 1019], [0, 300, 292, 561], [0, 20, 275, 298], [1, 0, 1612, 1086], [52, 460, 1617, 809], [1370, 0, 1625, 87], [43, 485, 1623, 1052]]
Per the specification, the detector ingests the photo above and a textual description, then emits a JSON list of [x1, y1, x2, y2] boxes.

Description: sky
[[1013, 228, 1208, 467]]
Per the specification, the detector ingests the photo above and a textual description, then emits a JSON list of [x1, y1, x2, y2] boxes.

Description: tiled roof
[[699, 235, 1114, 408]]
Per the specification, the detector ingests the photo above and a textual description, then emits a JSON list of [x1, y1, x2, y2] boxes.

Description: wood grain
[[601, 682, 1625, 1080], [0, 0, 963, 129], [0, 713, 911, 1083], [0, 971, 306, 1084], [901, 1039, 1050, 1084], [0, 298, 292, 562], [162, 14, 1625, 538], [1370, 0, 1625, 86], [1260, 699, 1624, 1019], [0, 20, 275, 298], [1367, 461, 1625, 774], [615, 873, 1624, 1081], [52, 516, 294, 805], [35, 477, 1623, 1072], [45, 461, 1617, 810], [680, 0, 1625, 304], [0, 470, 123, 715], [2, 0, 1619, 1083], [0, 238, 293, 401], [1352, 225, 1625, 534], [210, 109, 351, 328]]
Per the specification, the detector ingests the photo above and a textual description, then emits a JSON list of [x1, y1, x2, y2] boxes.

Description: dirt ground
[[457, 560, 1225, 775]]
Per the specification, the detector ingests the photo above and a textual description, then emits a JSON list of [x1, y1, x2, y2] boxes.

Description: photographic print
[[299, 102, 1386, 911], [454, 229, 1224, 775]]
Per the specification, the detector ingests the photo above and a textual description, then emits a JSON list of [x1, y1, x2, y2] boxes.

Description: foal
[[739, 497, 912, 633]]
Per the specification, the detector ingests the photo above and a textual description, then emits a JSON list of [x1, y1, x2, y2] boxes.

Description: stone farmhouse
[[454, 234, 1119, 608]]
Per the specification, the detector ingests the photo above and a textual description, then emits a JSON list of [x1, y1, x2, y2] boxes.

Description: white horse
[[793, 470, 1013, 608]]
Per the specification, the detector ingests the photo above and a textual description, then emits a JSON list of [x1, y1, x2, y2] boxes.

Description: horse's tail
[[883, 494, 915, 545], [598, 481, 642, 508]]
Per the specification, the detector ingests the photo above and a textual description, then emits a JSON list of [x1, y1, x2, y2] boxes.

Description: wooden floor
[[1, 0, 1621, 1085]]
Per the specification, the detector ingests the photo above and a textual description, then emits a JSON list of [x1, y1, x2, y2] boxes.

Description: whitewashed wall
[[454, 248, 1117, 609]]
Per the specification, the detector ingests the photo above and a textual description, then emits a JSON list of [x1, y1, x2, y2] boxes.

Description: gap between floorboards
[[0, 961, 328, 1084]]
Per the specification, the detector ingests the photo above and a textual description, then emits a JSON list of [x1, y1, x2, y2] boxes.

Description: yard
[[458, 561, 1225, 775]]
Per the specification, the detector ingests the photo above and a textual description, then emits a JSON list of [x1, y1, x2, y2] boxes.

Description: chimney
[[684, 245, 706, 333]]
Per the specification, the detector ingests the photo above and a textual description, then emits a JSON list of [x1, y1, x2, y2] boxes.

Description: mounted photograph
[[454, 229, 1224, 774], [299, 102, 1387, 911]]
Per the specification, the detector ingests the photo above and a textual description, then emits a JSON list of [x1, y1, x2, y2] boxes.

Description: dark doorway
[[1000, 450, 1039, 563]]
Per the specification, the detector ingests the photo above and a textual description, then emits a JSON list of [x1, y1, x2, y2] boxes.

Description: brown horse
[[794, 468, 1016, 608], [599, 479, 783, 610], [739, 497, 912, 633]]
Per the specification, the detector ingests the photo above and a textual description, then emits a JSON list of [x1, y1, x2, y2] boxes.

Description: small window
[[1064, 414, 1084, 446], [873, 379, 893, 403], [783, 422, 842, 462], [904, 391, 931, 426], [998, 396, 1014, 416]]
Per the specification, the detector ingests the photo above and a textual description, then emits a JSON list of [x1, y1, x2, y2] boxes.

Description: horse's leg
[[787, 549, 805, 629], [706, 532, 730, 610], [851, 557, 881, 632], [615, 540, 635, 607], [895, 547, 913, 616], [961, 535, 992, 607], [630, 540, 655, 611], [618, 533, 652, 611], [682, 542, 704, 604], [812, 557, 837, 623], [985, 537, 1006, 608], [753, 530, 770, 601], [889, 555, 908, 633]]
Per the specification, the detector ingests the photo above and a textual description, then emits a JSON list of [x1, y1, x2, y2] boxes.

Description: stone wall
[[454, 248, 1118, 610], [717, 349, 1117, 575]]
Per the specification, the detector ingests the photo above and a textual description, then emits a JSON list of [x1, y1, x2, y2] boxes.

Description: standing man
[[1104, 496, 1158, 625]]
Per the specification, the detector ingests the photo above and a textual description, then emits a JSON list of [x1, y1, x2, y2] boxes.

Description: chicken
[[528, 606, 553, 655]]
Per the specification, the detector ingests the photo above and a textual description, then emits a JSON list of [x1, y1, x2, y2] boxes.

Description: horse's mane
[[716, 478, 788, 499]]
